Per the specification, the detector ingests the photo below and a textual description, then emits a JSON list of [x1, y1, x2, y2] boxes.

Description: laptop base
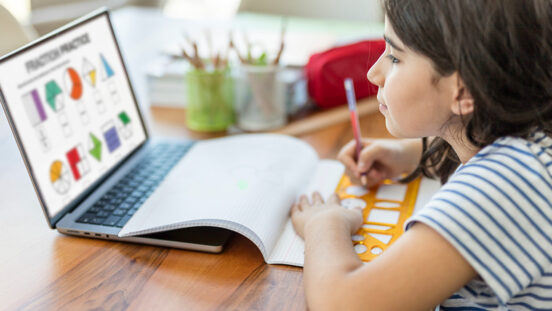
[[58, 226, 233, 253]]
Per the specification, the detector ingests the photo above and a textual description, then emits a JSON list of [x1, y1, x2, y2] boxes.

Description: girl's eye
[[387, 54, 400, 64]]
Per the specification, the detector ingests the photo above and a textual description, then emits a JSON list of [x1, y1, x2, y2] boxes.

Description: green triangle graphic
[[89, 133, 102, 161]]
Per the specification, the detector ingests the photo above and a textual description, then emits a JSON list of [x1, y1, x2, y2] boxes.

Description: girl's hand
[[291, 192, 362, 239], [337, 138, 422, 187]]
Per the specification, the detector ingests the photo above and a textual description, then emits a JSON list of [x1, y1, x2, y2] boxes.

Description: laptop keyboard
[[76, 142, 192, 228]]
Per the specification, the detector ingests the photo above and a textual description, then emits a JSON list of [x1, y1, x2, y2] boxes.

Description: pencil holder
[[185, 68, 234, 132], [234, 65, 286, 131]]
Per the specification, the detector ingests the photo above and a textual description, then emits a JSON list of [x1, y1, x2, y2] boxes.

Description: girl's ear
[[451, 75, 474, 116]]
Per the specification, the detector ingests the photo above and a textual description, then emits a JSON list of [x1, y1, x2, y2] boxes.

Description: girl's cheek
[[382, 78, 396, 103]]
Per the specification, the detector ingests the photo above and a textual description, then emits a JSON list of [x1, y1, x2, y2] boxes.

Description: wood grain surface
[[0, 101, 394, 311]]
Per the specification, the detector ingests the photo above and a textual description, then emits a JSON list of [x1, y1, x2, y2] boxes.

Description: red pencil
[[344, 78, 368, 185]]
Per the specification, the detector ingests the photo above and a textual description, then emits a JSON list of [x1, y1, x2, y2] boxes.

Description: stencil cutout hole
[[352, 234, 364, 242], [368, 233, 392, 244], [346, 186, 369, 197], [341, 198, 367, 209], [367, 209, 400, 225], [354, 244, 368, 254], [371, 247, 383, 255], [376, 184, 407, 201], [374, 201, 400, 208], [363, 224, 392, 231]]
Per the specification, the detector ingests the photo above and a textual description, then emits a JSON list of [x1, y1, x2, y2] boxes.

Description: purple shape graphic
[[32, 89, 47, 122], [103, 126, 121, 152], [23, 89, 48, 126]]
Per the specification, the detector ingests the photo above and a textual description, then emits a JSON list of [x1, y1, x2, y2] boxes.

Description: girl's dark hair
[[384, 0, 552, 184]]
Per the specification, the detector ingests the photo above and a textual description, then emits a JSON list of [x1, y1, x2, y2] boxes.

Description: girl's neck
[[440, 126, 480, 164], [450, 142, 479, 164]]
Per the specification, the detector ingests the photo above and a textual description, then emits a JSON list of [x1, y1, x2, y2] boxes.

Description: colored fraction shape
[[100, 54, 114, 80], [22, 89, 50, 150], [117, 111, 132, 139], [50, 160, 71, 194], [82, 58, 97, 87], [88, 132, 102, 161], [22, 89, 47, 126], [102, 121, 121, 152], [45, 80, 63, 112], [64, 67, 89, 124], [82, 57, 106, 113], [66, 144, 90, 181], [100, 53, 120, 104], [64, 67, 83, 100]]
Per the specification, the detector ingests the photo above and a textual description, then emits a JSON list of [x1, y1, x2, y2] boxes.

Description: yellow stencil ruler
[[335, 176, 422, 262]]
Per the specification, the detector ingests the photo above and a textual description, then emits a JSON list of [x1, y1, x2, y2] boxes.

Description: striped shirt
[[405, 132, 552, 310]]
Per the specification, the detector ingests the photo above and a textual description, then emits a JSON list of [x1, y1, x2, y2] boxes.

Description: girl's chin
[[384, 118, 403, 138]]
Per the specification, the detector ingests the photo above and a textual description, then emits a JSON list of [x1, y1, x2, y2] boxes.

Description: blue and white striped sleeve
[[405, 141, 552, 304]]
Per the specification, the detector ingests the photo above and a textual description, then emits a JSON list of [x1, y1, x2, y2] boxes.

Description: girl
[[290, 1, 552, 310]]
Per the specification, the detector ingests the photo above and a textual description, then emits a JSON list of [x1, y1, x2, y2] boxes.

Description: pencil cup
[[185, 68, 234, 132], [234, 65, 286, 131]]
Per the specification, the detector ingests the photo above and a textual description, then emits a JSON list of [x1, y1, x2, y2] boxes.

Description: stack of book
[[146, 55, 189, 107]]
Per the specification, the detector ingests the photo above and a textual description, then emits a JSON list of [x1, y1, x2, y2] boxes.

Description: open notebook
[[119, 134, 440, 266]]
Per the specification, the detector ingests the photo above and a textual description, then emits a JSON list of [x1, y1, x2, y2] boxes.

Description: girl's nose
[[367, 55, 385, 87]]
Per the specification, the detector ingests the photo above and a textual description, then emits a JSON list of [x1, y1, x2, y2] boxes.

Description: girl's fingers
[[357, 144, 382, 174], [311, 192, 324, 204], [361, 168, 385, 188], [337, 140, 360, 176], [299, 195, 309, 207], [338, 155, 359, 177], [339, 139, 356, 154], [369, 168, 384, 180], [291, 203, 299, 214], [327, 193, 341, 205]]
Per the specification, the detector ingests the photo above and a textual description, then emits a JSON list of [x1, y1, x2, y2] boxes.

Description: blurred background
[[0, 0, 385, 134], [1, 0, 383, 36], [0, 0, 384, 108]]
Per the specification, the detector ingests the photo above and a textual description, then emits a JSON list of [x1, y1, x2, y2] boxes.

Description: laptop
[[0, 9, 231, 252]]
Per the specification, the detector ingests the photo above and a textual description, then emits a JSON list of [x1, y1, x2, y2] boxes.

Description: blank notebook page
[[119, 134, 319, 258]]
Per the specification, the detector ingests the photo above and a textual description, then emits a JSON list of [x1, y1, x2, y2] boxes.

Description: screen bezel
[[0, 8, 150, 228]]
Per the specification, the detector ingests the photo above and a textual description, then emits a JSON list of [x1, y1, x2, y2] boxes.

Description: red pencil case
[[305, 40, 385, 109]]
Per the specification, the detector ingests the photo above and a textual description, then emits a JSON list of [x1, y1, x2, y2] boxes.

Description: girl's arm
[[292, 193, 477, 311]]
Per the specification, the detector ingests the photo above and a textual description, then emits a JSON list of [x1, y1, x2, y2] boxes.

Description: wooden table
[[0, 99, 393, 310]]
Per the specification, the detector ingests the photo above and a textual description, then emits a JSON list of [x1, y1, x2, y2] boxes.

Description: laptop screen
[[0, 11, 147, 222]]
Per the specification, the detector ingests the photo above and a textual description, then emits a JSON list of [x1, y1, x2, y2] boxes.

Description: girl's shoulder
[[460, 131, 552, 178], [407, 131, 552, 307]]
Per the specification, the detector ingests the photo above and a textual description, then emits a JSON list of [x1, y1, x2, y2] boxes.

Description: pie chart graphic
[[64, 67, 83, 100], [50, 160, 71, 194]]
